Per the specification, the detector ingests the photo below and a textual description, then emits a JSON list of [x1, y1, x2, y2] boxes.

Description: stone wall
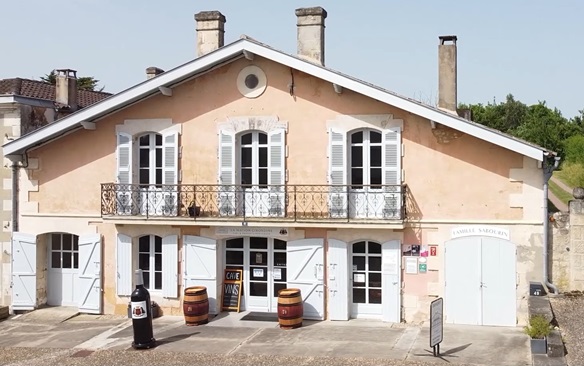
[[551, 197, 584, 292]]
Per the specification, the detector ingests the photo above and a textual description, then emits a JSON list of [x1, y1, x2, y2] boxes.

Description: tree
[[40, 70, 104, 92]]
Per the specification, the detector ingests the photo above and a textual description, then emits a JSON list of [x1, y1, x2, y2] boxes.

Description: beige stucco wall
[[11, 56, 545, 323], [24, 56, 537, 222]]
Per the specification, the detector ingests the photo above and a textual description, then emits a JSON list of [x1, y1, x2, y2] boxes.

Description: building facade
[[0, 73, 110, 306], [3, 8, 553, 326]]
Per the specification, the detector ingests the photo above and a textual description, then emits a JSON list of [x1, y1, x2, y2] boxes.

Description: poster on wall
[[405, 257, 418, 274], [273, 268, 282, 280]]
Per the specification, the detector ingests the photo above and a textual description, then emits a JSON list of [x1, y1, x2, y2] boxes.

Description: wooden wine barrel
[[183, 286, 209, 326], [277, 288, 303, 329]]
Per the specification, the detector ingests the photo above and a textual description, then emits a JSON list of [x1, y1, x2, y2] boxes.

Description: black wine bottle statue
[[130, 269, 156, 349]]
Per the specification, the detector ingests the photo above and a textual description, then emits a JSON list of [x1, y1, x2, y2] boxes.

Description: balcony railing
[[101, 183, 407, 222]]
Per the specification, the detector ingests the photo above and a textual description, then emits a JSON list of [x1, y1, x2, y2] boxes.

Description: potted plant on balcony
[[524, 314, 551, 354], [188, 201, 201, 217]]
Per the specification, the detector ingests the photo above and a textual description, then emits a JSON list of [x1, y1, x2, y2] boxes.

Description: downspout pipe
[[11, 163, 19, 233], [543, 154, 560, 294]]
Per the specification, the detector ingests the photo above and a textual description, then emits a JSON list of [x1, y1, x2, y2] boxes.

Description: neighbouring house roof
[[2, 37, 553, 161], [0, 78, 112, 108]]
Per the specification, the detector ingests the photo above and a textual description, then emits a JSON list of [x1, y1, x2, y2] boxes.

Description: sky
[[2, 1, 583, 118]]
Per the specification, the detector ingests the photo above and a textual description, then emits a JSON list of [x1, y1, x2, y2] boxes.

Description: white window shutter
[[218, 130, 236, 216], [162, 131, 178, 185], [162, 131, 179, 216], [268, 129, 285, 216], [382, 127, 402, 218], [116, 132, 133, 184], [116, 233, 133, 296], [162, 235, 178, 298], [328, 128, 347, 218]]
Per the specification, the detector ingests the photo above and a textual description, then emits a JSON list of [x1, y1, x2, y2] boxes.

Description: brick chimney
[[55, 69, 78, 111], [295, 7, 327, 66], [195, 10, 226, 57], [146, 67, 164, 80], [438, 36, 457, 112]]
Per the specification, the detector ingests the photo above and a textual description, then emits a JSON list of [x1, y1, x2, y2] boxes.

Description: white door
[[348, 130, 383, 219], [78, 234, 102, 313], [382, 240, 401, 322], [445, 238, 482, 325], [287, 238, 325, 320], [11, 232, 37, 310], [445, 237, 516, 326], [481, 237, 516, 326], [350, 240, 382, 318], [183, 235, 218, 314], [347, 129, 401, 219], [137, 132, 178, 217], [47, 233, 80, 306], [327, 239, 349, 321], [240, 131, 270, 217]]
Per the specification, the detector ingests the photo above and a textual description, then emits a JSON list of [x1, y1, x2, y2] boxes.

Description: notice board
[[221, 269, 243, 312]]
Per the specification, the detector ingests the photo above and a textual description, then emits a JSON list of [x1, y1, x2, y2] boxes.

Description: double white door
[[444, 237, 516, 326]]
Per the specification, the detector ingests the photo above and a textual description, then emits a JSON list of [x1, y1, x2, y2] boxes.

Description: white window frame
[[49, 233, 79, 270], [137, 235, 163, 292], [138, 132, 163, 186], [239, 131, 269, 187], [349, 129, 383, 189]]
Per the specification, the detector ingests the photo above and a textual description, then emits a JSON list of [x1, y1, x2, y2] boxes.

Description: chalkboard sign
[[221, 269, 243, 312]]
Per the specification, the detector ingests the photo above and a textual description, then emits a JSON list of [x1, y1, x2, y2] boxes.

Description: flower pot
[[530, 337, 547, 355], [188, 206, 201, 217]]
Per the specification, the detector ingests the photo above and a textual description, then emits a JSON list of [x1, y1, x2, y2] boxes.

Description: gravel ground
[[550, 294, 584, 366], [0, 347, 485, 366]]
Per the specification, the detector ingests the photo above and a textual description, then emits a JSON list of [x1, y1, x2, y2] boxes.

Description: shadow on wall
[[405, 186, 423, 221]]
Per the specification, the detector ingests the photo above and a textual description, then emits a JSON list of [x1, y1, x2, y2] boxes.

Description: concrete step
[[0, 306, 9, 320], [547, 330, 565, 358]]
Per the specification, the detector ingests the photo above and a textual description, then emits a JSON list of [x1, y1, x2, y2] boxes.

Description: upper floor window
[[350, 130, 383, 189], [115, 129, 178, 216], [139, 133, 163, 187], [218, 127, 286, 217], [328, 126, 401, 219], [240, 131, 268, 188]]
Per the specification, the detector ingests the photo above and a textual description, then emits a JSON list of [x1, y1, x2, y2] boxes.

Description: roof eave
[[3, 39, 248, 156]]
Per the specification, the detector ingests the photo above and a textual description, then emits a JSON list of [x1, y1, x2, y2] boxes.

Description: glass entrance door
[[351, 241, 383, 318], [225, 237, 287, 312]]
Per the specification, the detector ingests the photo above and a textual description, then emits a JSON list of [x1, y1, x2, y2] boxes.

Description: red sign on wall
[[430, 246, 437, 256]]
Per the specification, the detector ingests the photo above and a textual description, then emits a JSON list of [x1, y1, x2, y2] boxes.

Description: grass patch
[[549, 179, 573, 206], [555, 162, 584, 188]]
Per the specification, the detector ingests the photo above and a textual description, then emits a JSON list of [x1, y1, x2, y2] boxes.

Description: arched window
[[138, 133, 163, 187], [240, 131, 268, 188], [349, 130, 383, 189]]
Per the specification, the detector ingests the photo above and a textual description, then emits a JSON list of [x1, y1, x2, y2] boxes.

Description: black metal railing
[[101, 183, 407, 222]]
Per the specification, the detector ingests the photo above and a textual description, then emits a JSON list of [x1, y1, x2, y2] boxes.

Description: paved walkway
[[549, 176, 571, 212], [0, 309, 532, 366]]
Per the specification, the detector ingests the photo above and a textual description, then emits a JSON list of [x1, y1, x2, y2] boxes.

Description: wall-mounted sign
[[405, 257, 418, 274], [451, 226, 510, 241], [430, 246, 437, 256], [420, 245, 429, 257], [222, 269, 243, 312], [419, 263, 427, 273], [216, 226, 289, 237]]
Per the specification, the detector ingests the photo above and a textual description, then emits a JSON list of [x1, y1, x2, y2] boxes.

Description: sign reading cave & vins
[[222, 269, 243, 312]]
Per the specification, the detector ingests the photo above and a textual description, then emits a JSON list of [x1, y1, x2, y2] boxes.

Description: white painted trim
[[0, 96, 16, 104], [21, 213, 101, 218], [158, 86, 172, 97], [80, 121, 96, 130], [101, 217, 406, 229], [2, 38, 547, 161], [409, 219, 542, 225], [243, 50, 254, 60]]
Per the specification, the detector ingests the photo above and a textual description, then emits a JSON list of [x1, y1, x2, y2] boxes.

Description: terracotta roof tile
[[0, 78, 111, 108]]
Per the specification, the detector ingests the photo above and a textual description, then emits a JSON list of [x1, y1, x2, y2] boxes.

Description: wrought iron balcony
[[100, 183, 407, 222]]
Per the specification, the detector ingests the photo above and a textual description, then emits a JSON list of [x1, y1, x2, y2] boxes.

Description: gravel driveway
[[550, 294, 584, 366]]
